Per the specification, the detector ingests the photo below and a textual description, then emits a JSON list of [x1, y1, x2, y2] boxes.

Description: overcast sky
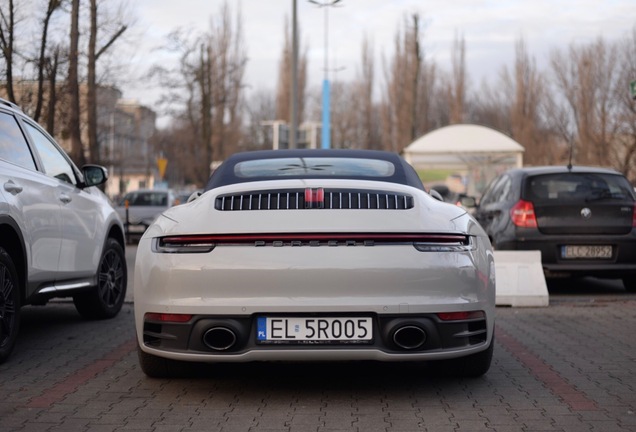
[[124, 0, 635, 109]]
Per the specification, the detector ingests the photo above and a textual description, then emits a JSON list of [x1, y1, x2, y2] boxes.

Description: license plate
[[562, 245, 612, 259], [256, 317, 373, 343]]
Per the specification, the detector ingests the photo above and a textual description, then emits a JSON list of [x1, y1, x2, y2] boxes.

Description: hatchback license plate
[[256, 317, 373, 343], [562, 245, 612, 259]]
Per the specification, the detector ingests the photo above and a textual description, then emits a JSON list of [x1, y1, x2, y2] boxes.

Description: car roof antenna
[[567, 139, 574, 171]]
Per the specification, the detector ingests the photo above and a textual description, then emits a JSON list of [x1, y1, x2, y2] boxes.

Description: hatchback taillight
[[510, 199, 537, 228]]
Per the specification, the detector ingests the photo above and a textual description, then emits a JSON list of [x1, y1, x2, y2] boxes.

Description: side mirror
[[82, 165, 109, 187]]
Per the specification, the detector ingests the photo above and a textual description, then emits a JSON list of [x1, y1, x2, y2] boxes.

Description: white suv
[[0, 98, 128, 363]]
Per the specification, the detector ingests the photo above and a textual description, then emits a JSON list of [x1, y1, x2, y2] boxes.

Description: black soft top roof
[[204, 149, 425, 191]]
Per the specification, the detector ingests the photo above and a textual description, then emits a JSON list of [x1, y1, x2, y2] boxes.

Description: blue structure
[[321, 79, 330, 149]]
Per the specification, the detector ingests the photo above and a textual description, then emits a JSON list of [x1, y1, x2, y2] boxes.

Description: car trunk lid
[[522, 172, 635, 235]]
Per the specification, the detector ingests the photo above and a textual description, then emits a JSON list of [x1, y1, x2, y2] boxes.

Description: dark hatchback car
[[473, 166, 636, 291]]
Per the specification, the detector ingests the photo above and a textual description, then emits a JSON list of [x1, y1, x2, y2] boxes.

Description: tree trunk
[[68, 0, 85, 166], [87, 0, 98, 164], [0, 0, 16, 103]]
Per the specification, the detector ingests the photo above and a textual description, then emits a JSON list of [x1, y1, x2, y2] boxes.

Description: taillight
[[510, 199, 537, 228]]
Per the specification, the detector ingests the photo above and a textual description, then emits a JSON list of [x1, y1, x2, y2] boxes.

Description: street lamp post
[[290, 0, 299, 149], [309, 0, 342, 150]]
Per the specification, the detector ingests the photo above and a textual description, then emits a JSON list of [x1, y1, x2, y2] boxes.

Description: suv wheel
[[73, 238, 127, 319], [0, 246, 20, 363]]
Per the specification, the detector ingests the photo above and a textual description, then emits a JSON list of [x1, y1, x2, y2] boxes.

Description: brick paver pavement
[[1, 294, 635, 432]]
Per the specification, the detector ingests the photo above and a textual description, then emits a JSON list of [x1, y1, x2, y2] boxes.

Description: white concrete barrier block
[[494, 250, 549, 307]]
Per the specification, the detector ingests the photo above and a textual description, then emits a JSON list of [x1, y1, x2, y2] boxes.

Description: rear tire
[[0, 246, 20, 363], [137, 345, 191, 378], [74, 238, 127, 320], [623, 277, 636, 293]]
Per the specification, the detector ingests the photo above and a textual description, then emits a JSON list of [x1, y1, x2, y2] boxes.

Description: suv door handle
[[3, 181, 23, 194], [59, 193, 72, 204]]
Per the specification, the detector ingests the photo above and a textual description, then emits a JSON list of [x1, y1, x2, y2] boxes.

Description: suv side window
[[0, 111, 37, 170], [498, 176, 513, 202], [23, 121, 77, 185], [480, 175, 512, 206]]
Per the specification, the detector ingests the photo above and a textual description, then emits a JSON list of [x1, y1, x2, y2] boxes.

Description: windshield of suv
[[524, 173, 635, 202]]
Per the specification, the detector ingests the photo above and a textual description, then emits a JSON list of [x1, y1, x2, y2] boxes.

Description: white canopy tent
[[403, 124, 525, 195]]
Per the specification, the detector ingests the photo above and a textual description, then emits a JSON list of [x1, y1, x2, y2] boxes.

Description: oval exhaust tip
[[203, 327, 237, 351], [393, 325, 427, 350]]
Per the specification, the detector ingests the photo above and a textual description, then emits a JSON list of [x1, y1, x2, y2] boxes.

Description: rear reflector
[[145, 313, 193, 323], [436, 311, 485, 321]]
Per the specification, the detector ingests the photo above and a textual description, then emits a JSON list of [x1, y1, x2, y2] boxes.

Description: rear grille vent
[[215, 189, 414, 211]]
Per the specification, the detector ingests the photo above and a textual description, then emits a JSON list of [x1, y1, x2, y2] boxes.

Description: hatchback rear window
[[524, 172, 635, 202]]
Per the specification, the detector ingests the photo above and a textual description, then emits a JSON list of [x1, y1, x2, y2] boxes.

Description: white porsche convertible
[[134, 149, 495, 377]]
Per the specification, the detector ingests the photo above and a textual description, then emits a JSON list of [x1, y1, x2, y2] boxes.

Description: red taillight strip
[[145, 313, 193, 323], [437, 311, 485, 321], [160, 233, 469, 245]]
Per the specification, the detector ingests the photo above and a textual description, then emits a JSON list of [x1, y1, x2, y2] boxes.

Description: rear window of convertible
[[233, 157, 396, 178]]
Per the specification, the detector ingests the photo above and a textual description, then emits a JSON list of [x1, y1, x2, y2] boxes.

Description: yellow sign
[[157, 157, 168, 179]]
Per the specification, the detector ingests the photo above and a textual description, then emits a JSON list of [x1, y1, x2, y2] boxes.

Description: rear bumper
[[497, 232, 636, 277], [139, 312, 492, 363]]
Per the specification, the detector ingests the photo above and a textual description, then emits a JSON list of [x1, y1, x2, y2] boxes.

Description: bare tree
[[382, 12, 425, 153], [68, 0, 84, 165], [243, 88, 276, 150], [0, 0, 17, 103], [45, 45, 63, 134], [32, 0, 64, 122], [612, 26, 636, 182], [275, 16, 307, 125], [505, 38, 557, 165], [150, 2, 247, 184], [355, 35, 378, 149], [87, 0, 128, 165], [550, 38, 620, 167], [209, 3, 247, 161], [448, 32, 466, 124]]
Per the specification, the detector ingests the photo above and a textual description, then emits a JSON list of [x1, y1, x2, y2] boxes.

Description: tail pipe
[[392, 325, 427, 350], [203, 327, 237, 351]]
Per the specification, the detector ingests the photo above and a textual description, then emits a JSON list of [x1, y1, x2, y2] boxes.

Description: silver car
[[0, 98, 127, 363], [116, 189, 175, 243], [134, 149, 495, 378]]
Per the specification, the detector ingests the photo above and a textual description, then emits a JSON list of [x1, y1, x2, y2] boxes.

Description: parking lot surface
[[1, 283, 635, 432]]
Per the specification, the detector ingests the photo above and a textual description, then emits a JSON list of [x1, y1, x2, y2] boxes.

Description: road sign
[[631, 80, 636, 100], [157, 157, 168, 179]]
